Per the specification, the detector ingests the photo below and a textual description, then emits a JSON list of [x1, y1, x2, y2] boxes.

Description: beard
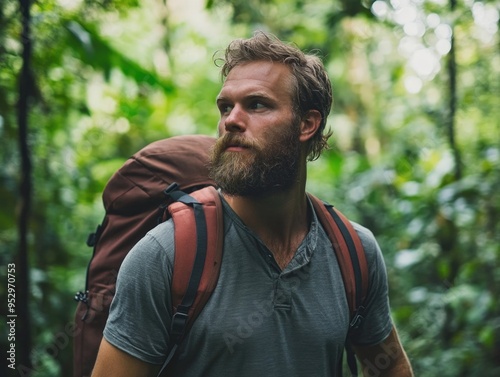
[[208, 121, 302, 197]]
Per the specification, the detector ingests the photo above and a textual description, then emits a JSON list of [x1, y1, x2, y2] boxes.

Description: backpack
[[73, 134, 217, 377], [73, 134, 369, 377]]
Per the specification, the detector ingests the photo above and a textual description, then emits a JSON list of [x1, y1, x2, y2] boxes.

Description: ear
[[299, 109, 322, 143]]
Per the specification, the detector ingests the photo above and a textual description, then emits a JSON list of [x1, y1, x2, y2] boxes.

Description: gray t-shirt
[[104, 197, 393, 376]]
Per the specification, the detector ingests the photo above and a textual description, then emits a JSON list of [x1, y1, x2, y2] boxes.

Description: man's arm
[[353, 326, 414, 377], [91, 338, 160, 377]]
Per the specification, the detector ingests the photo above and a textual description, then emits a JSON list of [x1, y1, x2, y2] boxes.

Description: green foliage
[[1, 0, 499, 375]]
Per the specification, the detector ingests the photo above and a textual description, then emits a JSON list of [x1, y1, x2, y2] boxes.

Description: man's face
[[209, 61, 302, 197]]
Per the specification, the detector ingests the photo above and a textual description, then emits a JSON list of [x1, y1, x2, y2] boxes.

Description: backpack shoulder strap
[[308, 193, 369, 322], [157, 185, 223, 376], [168, 185, 223, 339], [308, 193, 369, 376]]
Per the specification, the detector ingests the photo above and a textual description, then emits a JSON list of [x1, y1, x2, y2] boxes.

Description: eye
[[218, 103, 233, 115], [250, 101, 266, 110]]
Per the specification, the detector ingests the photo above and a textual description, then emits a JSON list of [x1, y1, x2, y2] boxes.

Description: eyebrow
[[216, 92, 275, 104]]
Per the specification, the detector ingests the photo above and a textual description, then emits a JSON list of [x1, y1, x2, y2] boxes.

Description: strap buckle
[[349, 306, 365, 330], [164, 182, 180, 196], [171, 310, 189, 342]]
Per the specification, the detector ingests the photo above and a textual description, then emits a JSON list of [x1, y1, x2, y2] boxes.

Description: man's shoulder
[[350, 221, 381, 259], [121, 220, 175, 269], [351, 221, 377, 248], [146, 219, 175, 244]]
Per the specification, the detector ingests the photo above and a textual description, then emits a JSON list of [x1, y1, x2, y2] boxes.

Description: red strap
[[308, 194, 369, 315], [170, 186, 224, 331]]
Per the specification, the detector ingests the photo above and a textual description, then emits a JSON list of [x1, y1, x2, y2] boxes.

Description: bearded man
[[92, 31, 413, 377]]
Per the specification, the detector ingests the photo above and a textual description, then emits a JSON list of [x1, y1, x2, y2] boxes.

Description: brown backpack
[[73, 135, 217, 377], [73, 134, 369, 377]]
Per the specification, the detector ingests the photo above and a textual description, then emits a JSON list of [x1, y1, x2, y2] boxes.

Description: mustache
[[216, 134, 259, 151]]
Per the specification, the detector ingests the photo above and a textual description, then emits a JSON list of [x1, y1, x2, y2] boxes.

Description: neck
[[222, 170, 310, 269]]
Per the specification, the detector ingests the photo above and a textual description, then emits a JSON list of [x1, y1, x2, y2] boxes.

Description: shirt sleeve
[[348, 222, 393, 346], [103, 221, 175, 365]]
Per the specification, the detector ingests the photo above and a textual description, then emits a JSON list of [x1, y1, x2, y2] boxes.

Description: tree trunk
[[17, 0, 33, 373], [446, 0, 462, 180]]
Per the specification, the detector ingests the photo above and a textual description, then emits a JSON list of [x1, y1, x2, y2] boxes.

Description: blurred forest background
[[1, 0, 499, 375]]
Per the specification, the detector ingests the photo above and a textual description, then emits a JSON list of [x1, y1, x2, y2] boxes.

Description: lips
[[225, 146, 247, 153], [226, 142, 248, 149]]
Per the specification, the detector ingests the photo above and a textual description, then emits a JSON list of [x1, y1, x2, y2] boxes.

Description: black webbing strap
[[171, 198, 207, 337], [345, 342, 358, 377], [158, 183, 209, 376], [326, 204, 365, 377], [325, 205, 364, 319]]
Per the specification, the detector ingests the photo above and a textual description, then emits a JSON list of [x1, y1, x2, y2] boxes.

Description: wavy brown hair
[[216, 31, 333, 161]]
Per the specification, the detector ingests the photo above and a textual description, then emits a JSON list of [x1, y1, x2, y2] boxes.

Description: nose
[[223, 105, 247, 133]]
